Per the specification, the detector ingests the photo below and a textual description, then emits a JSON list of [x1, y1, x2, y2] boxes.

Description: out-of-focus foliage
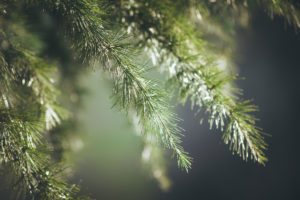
[[0, 0, 299, 199]]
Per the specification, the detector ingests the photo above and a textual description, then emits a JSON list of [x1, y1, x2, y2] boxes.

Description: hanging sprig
[[107, 0, 268, 164], [170, 62, 268, 164], [101, 36, 192, 171]]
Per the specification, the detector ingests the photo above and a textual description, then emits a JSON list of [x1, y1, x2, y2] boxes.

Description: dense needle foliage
[[0, 0, 299, 199]]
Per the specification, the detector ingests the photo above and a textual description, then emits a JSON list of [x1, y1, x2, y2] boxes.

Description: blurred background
[[69, 11, 300, 200]]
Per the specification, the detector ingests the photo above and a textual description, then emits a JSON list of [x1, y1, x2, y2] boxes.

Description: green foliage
[[0, 0, 299, 199]]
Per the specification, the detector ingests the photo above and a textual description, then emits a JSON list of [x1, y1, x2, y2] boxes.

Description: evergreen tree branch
[[0, 18, 82, 199], [23, 0, 192, 170], [3, 0, 299, 198], [108, 0, 268, 164]]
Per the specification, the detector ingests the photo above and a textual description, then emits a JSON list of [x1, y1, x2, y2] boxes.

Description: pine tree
[[0, 0, 299, 199]]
